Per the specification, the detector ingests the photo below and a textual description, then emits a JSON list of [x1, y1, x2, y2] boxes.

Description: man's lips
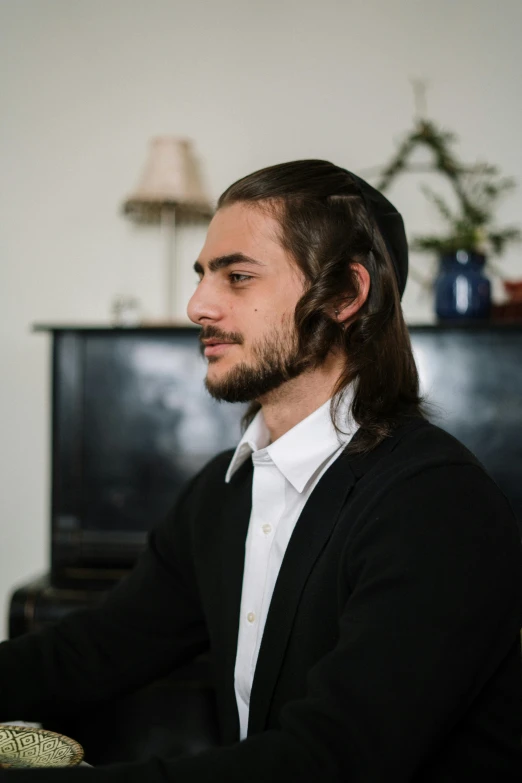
[[202, 341, 237, 357], [202, 339, 235, 346]]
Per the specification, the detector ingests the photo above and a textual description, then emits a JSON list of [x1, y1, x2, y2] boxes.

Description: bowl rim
[[0, 723, 84, 767]]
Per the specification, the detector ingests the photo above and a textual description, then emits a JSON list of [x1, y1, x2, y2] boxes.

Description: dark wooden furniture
[[9, 323, 522, 638]]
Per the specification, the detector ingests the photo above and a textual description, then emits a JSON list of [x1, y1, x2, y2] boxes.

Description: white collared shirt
[[225, 391, 357, 739]]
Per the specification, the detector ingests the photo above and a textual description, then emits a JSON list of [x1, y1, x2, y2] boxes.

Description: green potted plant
[[375, 117, 521, 320]]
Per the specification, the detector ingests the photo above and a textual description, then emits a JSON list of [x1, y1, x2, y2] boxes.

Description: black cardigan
[[1, 418, 522, 781]]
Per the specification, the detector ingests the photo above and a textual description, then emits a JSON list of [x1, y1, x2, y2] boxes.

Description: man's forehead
[[199, 203, 285, 266]]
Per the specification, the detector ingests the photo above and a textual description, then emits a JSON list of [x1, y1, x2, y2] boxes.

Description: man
[[1, 160, 521, 781]]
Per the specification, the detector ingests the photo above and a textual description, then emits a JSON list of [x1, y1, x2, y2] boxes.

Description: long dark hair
[[218, 159, 425, 454]]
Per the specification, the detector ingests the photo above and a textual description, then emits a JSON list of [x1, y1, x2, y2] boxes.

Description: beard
[[203, 318, 310, 403]]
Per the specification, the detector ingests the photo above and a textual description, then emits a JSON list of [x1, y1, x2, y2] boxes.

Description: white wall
[[1, 0, 521, 639]]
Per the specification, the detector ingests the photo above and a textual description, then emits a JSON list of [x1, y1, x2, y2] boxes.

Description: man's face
[[187, 202, 308, 403]]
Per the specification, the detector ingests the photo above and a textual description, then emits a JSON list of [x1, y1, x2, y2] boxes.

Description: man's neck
[[258, 352, 346, 443]]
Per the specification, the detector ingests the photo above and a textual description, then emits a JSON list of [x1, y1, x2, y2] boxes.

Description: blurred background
[[1, 0, 521, 640]]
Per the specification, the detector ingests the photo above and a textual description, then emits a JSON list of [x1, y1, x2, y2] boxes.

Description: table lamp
[[122, 137, 213, 320]]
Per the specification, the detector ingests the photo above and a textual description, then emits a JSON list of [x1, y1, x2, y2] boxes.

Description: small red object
[[503, 280, 522, 302]]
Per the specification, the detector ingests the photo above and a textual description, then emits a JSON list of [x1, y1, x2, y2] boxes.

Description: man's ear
[[334, 263, 371, 326]]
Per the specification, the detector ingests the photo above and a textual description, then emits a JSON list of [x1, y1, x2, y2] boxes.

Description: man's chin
[[204, 371, 256, 403], [204, 367, 295, 405]]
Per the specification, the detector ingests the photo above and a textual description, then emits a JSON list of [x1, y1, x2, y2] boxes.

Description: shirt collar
[[224, 409, 271, 484], [225, 388, 356, 493]]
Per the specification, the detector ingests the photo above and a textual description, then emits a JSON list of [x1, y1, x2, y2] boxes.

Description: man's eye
[[228, 273, 252, 284]]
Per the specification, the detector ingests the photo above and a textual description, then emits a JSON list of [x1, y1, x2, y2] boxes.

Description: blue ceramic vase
[[435, 250, 491, 321]]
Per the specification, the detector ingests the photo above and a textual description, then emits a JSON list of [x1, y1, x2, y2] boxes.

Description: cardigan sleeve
[[2, 463, 521, 782], [0, 469, 209, 724]]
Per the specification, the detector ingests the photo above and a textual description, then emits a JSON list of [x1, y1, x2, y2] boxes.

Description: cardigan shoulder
[[339, 416, 519, 540], [349, 416, 491, 485]]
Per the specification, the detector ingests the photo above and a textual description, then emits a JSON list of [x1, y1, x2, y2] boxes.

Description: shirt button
[[247, 612, 256, 624], [261, 523, 272, 535]]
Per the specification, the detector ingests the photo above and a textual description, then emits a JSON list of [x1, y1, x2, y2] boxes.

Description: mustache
[[200, 327, 244, 345]]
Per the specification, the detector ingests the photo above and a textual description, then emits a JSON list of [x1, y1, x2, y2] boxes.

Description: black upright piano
[[8, 323, 522, 638]]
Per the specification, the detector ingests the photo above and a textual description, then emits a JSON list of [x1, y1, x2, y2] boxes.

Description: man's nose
[[186, 277, 222, 325]]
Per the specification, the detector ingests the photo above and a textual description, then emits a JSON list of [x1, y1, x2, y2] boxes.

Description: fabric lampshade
[[123, 137, 213, 218]]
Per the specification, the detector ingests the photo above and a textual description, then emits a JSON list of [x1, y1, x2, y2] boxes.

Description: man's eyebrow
[[193, 253, 265, 275]]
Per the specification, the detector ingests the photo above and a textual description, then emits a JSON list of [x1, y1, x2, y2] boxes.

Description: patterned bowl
[[0, 725, 84, 768]]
